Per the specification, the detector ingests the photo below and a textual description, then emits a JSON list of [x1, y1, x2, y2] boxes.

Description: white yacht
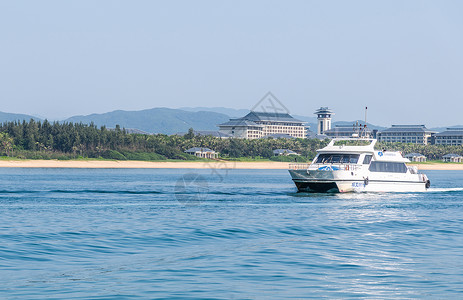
[[289, 138, 430, 193]]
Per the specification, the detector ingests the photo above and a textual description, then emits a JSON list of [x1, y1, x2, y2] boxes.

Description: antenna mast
[[365, 106, 368, 125], [363, 106, 368, 138]]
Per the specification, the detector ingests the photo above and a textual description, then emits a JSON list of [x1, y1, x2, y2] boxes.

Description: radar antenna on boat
[[351, 107, 370, 139]]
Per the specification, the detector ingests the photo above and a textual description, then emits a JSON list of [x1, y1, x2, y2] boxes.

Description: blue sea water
[[0, 168, 463, 299]]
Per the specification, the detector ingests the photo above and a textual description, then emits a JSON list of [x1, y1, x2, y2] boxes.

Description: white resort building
[[218, 111, 306, 139], [273, 149, 299, 156], [184, 147, 219, 159], [405, 153, 427, 162], [377, 125, 435, 145], [434, 128, 463, 146], [442, 154, 463, 163]]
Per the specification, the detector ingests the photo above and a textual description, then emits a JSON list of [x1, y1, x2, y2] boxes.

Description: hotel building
[[218, 111, 306, 139], [433, 128, 463, 146], [377, 125, 435, 145]]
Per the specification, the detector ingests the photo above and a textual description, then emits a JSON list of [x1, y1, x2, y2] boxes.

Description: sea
[[0, 168, 462, 299]]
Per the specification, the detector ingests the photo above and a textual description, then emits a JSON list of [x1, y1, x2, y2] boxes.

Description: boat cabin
[[310, 138, 410, 173]]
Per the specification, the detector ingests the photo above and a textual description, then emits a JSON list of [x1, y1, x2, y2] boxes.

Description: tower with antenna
[[315, 107, 334, 135]]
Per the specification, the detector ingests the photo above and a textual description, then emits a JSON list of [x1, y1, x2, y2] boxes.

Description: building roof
[[218, 119, 262, 127], [244, 111, 304, 123], [435, 128, 463, 137], [379, 125, 435, 133], [184, 147, 216, 153], [273, 149, 299, 155], [314, 107, 334, 115], [219, 111, 304, 127], [442, 153, 463, 158], [306, 130, 328, 140], [405, 153, 425, 157]]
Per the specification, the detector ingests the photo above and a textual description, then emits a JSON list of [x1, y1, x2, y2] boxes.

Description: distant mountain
[[291, 114, 317, 123], [179, 107, 250, 118], [0, 111, 41, 123], [2, 107, 444, 135], [64, 108, 230, 135]]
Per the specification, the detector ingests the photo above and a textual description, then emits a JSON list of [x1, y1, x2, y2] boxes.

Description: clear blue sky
[[1, 1, 462, 126]]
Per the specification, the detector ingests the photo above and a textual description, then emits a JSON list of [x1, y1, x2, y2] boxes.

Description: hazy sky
[[1, 1, 462, 126]]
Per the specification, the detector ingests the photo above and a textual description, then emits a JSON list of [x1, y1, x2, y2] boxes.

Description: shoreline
[[0, 160, 290, 169], [0, 159, 462, 170], [408, 163, 463, 170]]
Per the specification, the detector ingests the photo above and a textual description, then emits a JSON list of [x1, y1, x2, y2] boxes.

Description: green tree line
[[0, 120, 327, 160], [0, 120, 462, 161]]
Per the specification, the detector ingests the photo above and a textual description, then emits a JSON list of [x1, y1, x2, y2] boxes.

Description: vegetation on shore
[[0, 120, 324, 161], [0, 120, 462, 162]]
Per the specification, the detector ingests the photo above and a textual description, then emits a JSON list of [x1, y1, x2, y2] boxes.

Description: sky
[[0, 1, 462, 126]]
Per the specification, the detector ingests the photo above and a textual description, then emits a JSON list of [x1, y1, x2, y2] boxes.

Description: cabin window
[[316, 154, 360, 164], [369, 161, 407, 173], [363, 155, 372, 164]]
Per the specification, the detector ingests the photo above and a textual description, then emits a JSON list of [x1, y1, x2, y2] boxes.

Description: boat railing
[[311, 163, 362, 171], [289, 163, 310, 170], [342, 164, 362, 171], [289, 163, 362, 171]]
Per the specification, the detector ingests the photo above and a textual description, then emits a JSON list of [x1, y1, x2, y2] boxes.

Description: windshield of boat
[[363, 155, 372, 164], [316, 153, 360, 164]]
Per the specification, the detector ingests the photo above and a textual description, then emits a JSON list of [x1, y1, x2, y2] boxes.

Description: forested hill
[[64, 108, 230, 134], [0, 111, 41, 122]]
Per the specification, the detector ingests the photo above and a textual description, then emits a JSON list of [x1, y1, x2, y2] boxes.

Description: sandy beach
[[0, 159, 462, 170], [409, 163, 463, 170]]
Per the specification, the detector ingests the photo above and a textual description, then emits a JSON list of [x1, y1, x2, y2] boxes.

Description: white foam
[[427, 187, 463, 193]]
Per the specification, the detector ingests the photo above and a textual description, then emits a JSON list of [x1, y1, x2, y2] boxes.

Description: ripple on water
[[0, 169, 463, 298]]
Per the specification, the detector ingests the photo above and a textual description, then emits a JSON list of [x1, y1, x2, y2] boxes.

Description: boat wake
[[427, 187, 463, 193]]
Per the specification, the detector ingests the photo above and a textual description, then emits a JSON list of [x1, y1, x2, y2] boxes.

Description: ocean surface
[[0, 168, 462, 299]]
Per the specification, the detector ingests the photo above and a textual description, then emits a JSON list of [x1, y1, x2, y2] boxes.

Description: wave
[[1, 187, 461, 197], [0, 189, 293, 196], [426, 187, 463, 193], [0, 189, 164, 195]]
